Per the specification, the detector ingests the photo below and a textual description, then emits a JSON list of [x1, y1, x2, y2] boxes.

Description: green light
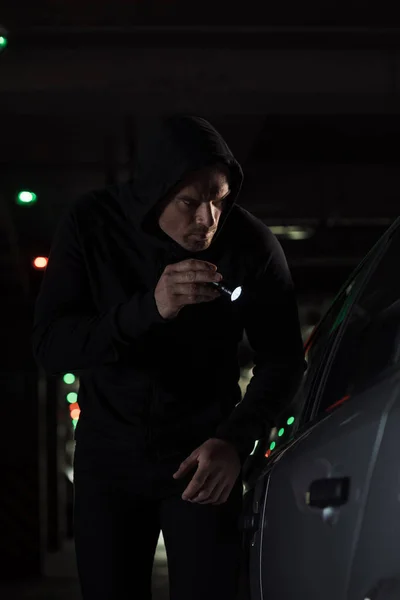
[[63, 373, 76, 385], [66, 392, 78, 404], [17, 190, 37, 205], [72, 419, 78, 428], [269, 441, 276, 451], [278, 428, 285, 437], [287, 416, 295, 426], [0, 37, 7, 50]]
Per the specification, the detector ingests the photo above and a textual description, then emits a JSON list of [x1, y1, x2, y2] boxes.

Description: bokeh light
[[70, 408, 81, 420], [17, 190, 37, 204], [66, 392, 78, 404], [33, 256, 48, 270]]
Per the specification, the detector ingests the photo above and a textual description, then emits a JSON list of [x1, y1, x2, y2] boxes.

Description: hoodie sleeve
[[214, 231, 305, 462], [32, 200, 167, 375]]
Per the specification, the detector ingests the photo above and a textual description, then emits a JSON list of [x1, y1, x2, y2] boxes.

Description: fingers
[[182, 464, 213, 501], [172, 283, 220, 299], [190, 478, 224, 504], [165, 259, 217, 274], [158, 260, 223, 315], [181, 293, 220, 304], [189, 481, 232, 505], [171, 270, 222, 285], [173, 453, 197, 480]]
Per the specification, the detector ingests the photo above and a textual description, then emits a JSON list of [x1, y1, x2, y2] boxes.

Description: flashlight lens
[[231, 286, 242, 302]]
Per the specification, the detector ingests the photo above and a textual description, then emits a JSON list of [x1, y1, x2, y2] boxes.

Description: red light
[[33, 256, 48, 270], [265, 449, 271, 458], [69, 402, 79, 412]]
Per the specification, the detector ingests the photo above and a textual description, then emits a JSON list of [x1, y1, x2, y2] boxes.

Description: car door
[[245, 253, 375, 600], [255, 218, 400, 600], [245, 233, 382, 600], [259, 387, 390, 600]]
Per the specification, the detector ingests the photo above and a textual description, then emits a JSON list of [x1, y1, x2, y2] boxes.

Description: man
[[32, 115, 304, 600]]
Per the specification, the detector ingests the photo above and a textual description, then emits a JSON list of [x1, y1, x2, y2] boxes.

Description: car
[[241, 216, 400, 600]]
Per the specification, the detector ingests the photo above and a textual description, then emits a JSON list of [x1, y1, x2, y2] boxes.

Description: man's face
[[158, 165, 231, 252]]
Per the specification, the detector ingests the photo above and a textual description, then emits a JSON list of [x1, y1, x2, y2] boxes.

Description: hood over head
[[128, 115, 244, 251]]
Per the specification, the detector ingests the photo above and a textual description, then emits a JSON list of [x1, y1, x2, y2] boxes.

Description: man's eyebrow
[[209, 185, 230, 196], [177, 190, 230, 201], [177, 194, 198, 200]]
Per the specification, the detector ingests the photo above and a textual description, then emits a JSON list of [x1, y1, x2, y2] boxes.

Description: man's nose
[[196, 204, 215, 228]]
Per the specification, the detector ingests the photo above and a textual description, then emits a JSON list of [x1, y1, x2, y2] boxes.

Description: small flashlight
[[210, 281, 242, 302]]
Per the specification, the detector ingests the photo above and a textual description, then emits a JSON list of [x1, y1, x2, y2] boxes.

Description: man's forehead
[[185, 170, 230, 194]]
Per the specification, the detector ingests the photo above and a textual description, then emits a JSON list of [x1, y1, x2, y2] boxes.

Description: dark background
[[1, 2, 400, 597]]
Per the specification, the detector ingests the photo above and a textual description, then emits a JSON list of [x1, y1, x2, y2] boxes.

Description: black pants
[[73, 438, 243, 600]]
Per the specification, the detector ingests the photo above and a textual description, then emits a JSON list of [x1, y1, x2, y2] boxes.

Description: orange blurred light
[[265, 449, 271, 458], [69, 402, 79, 412], [70, 408, 81, 420], [33, 256, 48, 269]]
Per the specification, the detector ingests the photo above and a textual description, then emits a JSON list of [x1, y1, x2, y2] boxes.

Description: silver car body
[[244, 216, 400, 600]]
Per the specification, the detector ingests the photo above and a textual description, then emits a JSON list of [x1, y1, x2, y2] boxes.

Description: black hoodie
[[32, 116, 304, 463]]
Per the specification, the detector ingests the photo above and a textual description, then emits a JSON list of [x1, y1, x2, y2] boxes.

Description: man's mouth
[[191, 231, 214, 239]]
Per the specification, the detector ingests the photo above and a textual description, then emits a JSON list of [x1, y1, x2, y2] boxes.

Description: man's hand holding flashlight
[[155, 259, 222, 320], [173, 438, 241, 505]]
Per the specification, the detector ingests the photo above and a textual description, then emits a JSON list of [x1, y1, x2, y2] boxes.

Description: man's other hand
[[173, 438, 241, 505]]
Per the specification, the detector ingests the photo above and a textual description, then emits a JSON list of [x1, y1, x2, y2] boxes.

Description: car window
[[315, 224, 400, 415], [296, 245, 386, 427], [246, 222, 397, 468], [251, 267, 369, 464], [302, 281, 358, 405]]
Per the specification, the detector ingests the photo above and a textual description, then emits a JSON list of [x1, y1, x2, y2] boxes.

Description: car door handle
[[305, 477, 350, 509]]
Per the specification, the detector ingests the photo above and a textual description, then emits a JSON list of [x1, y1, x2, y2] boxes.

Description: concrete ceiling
[[0, 1, 395, 28]]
